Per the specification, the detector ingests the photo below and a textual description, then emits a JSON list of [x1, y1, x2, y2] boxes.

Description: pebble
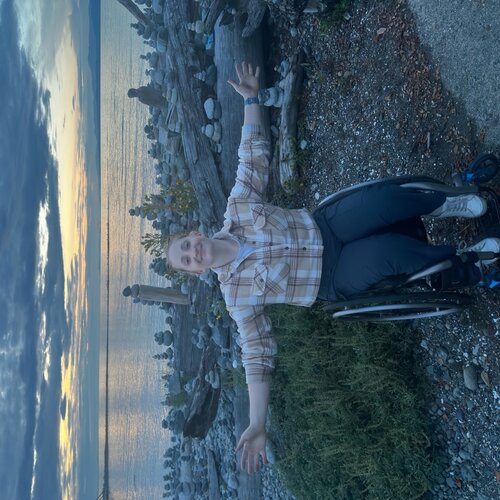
[[463, 365, 478, 391], [436, 346, 449, 363], [455, 409, 465, 423]]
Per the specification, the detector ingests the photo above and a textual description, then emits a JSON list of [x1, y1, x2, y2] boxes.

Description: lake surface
[[100, 0, 172, 497]]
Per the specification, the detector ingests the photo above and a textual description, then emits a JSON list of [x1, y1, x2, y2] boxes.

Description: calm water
[[100, 0, 172, 497]]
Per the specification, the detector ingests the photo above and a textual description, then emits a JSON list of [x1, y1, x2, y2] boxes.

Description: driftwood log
[[134, 284, 190, 305], [201, 0, 226, 34], [115, 0, 155, 32], [214, 8, 269, 195], [183, 341, 221, 438], [201, 0, 268, 38], [279, 52, 305, 187], [163, 0, 230, 225]]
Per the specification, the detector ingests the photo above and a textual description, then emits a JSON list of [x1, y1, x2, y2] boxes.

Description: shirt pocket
[[251, 263, 290, 296], [251, 204, 288, 231]]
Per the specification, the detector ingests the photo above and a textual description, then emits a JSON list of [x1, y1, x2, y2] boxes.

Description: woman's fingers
[[239, 444, 244, 468], [235, 61, 260, 79], [235, 62, 243, 82], [235, 435, 244, 453], [253, 453, 259, 472], [236, 445, 266, 473]]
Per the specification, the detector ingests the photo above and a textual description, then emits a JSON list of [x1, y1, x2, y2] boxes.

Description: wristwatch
[[244, 96, 259, 106]]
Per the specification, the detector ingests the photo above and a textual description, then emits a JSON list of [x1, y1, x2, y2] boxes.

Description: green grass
[[319, 0, 353, 33], [267, 304, 436, 499]]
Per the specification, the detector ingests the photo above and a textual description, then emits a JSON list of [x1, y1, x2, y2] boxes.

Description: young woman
[[167, 62, 500, 474]]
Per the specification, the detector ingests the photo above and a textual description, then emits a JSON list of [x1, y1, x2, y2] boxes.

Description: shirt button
[[285, 246, 289, 250], [302, 247, 306, 250]]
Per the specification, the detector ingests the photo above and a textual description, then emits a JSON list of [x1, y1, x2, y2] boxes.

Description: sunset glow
[[34, 16, 89, 500]]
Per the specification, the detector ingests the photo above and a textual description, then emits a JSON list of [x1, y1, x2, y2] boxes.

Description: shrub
[[267, 304, 436, 499]]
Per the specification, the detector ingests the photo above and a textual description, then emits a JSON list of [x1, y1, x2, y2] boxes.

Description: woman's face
[[167, 234, 212, 274]]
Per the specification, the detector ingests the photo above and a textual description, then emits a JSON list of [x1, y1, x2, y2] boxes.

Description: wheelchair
[[314, 154, 500, 322]]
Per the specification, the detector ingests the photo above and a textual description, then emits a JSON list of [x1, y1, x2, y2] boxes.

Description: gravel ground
[[261, 0, 500, 498]]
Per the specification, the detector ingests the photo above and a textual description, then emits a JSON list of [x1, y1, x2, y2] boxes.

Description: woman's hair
[[164, 230, 204, 276]]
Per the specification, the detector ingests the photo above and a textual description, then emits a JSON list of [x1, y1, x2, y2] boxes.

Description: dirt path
[[408, 0, 500, 147]]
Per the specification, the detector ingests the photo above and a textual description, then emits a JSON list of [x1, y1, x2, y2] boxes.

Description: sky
[[0, 0, 100, 498]]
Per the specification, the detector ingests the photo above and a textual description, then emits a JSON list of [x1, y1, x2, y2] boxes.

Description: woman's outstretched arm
[[235, 381, 270, 473], [227, 61, 263, 127]]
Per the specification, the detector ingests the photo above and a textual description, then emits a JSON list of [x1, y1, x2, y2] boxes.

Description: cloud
[[0, 1, 66, 498], [13, 0, 71, 79]]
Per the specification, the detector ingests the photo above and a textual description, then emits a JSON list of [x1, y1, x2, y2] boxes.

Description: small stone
[[227, 476, 238, 490], [314, 192, 320, 201], [436, 346, 449, 363], [463, 365, 478, 391], [480, 371, 490, 386]]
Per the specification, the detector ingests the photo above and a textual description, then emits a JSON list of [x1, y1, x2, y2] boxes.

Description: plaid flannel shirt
[[212, 125, 323, 384]]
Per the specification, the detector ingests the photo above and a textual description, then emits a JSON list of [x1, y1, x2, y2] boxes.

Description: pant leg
[[322, 184, 446, 243], [333, 233, 456, 299]]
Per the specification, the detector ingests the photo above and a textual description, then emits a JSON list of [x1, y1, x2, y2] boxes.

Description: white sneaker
[[463, 237, 500, 267], [429, 194, 487, 218]]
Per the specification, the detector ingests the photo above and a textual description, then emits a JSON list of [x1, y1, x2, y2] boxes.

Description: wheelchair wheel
[[323, 292, 471, 322]]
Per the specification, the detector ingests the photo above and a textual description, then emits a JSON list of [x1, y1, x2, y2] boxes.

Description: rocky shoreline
[[122, 0, 499, 498]]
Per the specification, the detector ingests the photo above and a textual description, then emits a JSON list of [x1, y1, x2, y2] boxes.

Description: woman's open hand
[[235, 424, 268, 474], [227, 61, 260, 99]]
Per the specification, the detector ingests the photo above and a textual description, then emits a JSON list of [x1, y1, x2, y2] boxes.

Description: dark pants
[[316, 184, 457, 300]]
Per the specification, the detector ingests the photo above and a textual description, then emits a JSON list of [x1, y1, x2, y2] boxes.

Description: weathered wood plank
[[201, 0, 226, 34], [279, 52, 304, 187], [214, 15, 270, 195], [135, 284, 191, 305], [201, 0, 268, 38], [237, 0, 268, 38], [115, 0, 155, 31], [163, 0, 229, 225]]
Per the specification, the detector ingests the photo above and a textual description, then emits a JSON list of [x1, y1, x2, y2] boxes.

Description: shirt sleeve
[[228, 304, 277, 384], [229, 124, 271, 202]]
